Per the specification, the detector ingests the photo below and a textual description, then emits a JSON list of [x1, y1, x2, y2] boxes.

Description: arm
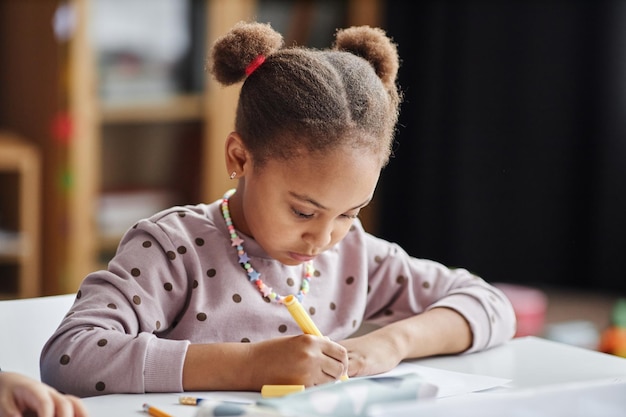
[[338, 229, 516, 377], [182, 336, 349, 391], [340, 307, 472, 377]]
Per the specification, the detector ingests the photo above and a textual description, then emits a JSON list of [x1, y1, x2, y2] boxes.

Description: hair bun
[[209, 21, 284, 85], [333, 26, 399, 90]]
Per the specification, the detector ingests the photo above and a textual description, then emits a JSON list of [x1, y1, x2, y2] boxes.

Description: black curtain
[[379, 1, 626, 294]]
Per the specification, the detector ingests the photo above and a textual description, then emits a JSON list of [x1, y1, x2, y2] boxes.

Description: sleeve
[[40, 217, 194, 397], [361, 232, 517, 353]]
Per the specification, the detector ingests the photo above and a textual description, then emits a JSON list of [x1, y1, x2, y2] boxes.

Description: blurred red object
[[494, 283, 547, 337]]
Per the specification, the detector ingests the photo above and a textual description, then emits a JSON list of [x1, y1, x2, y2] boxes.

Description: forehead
[[258, 147, 381, 206]]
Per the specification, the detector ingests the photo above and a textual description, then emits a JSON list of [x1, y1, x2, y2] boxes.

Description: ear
[[225, 132, 250, 178]]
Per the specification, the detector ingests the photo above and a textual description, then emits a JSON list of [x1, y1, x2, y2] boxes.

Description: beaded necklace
[[220, 189, 314, 303]]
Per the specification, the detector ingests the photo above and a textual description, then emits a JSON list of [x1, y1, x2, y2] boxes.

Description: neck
[[225, 187, 252, 238]]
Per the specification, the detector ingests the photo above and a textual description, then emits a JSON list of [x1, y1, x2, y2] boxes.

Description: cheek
[[331, 221, 355, 244]]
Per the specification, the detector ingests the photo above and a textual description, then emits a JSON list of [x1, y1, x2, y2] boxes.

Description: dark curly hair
[[208, 21, 402, 167]]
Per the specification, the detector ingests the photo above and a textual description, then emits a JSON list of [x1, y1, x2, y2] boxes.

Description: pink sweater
[[40, 197, 516, 397]]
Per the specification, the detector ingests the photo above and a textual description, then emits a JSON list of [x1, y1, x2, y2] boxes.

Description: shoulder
[[115, 199, 227, 250]]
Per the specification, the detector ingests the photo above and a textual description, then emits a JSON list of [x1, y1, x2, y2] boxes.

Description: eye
[[292, 208, 314, 219], [341, 213, 359, 220]]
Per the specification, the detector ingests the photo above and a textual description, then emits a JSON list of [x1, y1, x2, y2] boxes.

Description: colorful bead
[[221, 189, 314, 304]]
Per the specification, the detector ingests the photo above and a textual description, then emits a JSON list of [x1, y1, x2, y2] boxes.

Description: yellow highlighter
[[283, 294, 324, 336], [282, 294, 349, 381]]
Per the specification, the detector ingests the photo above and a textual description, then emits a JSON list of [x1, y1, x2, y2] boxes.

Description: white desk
[[82, 337, 626, 417], [415, 335, 626, 389]]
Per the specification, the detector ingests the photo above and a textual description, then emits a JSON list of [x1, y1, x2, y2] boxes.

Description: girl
[[41, 21, 516, 397]]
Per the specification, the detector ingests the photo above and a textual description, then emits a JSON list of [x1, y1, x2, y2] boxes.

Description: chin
[[280, 258, 302, 266]]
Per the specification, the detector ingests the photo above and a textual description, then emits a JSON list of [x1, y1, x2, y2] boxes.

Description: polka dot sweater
[[40, 198, 516, 397]]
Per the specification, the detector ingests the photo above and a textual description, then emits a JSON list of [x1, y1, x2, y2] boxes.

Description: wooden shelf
[[100, 94, 204, 124], [0, 132, 41, 298]]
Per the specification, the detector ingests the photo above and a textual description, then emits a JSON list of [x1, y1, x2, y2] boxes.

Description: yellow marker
[[261, 384, 305, 398], [283, 294, 323, 336], [283, 294, 349, 381]]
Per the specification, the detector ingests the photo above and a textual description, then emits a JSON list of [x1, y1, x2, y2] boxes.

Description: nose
[[302, 221, 334, 250]]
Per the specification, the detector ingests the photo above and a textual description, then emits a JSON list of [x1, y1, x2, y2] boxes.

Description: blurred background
[[1, 0, 624, 353]]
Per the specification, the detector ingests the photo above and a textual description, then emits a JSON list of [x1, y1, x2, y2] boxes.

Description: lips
[[289, 252, 316, 262]]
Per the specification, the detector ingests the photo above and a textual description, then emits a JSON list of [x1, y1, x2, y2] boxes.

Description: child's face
[[237, 146, 381, 266]]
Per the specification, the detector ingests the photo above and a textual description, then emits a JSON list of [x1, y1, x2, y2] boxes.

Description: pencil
[[142, 403, 173, 417], [282, 294, 349, 380]]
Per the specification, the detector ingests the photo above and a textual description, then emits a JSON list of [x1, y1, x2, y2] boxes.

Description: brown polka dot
[[241, 338, 250, 343], [330, 302, 336, 311], [309, 306, 316, 316], [396, 275, 406, 285], [131, 268, 140, 277], [107, 303, 117, 309], [314, 270, 321, 278], [95, 382, 106, 391], [195, 238, 205, 246], [350, 225, 356, 231], [177, 246, 187, 254], [278, 324, 287, 333], [164, 283, 173, 291], [232, 294, 242, 303], [142, 241, 152, 248], [374, 255, 383, 263], [346, 276, 355, 285], [384, 309, 393, 316], [133, 295, 141, 305], [155, 321, 161, 330], [77, 290, 82, 299], [60, 355, 70, 365], [352, 319, 357, 328], [192, 280, 198, 289], [207, 268, 216, 277], [367, 285, 371, 294], [197, 312, 207, 321], [133, 224, 138, 229], [422, 281, 430, 289], [167, 251, 176, 260], [286, 277, 295, 287], [97, 339, 107, 347], [263, 297, 271, 303], [178, 212, 186, 217]]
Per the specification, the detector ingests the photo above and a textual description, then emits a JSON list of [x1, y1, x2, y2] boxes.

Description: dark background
[[378, 1, 626, 293]]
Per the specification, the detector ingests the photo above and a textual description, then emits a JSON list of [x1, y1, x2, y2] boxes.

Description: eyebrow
[[288, 191, 372, 211]]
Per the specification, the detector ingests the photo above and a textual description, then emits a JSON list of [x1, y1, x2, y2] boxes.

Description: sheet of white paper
[[373, 362, 511, 398]]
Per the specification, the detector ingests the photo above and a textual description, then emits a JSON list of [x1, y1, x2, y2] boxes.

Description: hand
[[249, 335, 349, 387], [0, 372, 88, 417], [339, 332, 404, 378]]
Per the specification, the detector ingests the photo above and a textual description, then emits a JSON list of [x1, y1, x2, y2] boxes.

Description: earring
[[229, 171, 237, 180]]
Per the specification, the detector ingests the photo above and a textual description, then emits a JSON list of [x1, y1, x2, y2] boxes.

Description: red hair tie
[[245, 55, 266, 76]]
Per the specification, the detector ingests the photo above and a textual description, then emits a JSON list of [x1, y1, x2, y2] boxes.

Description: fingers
[[48, 392, 89, 417], [0, 372, 87, 417], [320, 338, 349, 381]]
